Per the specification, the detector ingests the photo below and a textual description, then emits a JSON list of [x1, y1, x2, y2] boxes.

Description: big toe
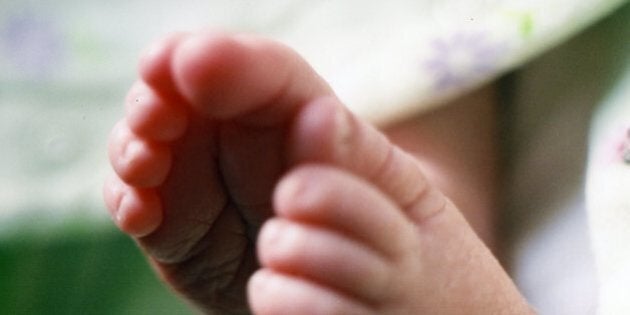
[[170, 32, 333, 122]]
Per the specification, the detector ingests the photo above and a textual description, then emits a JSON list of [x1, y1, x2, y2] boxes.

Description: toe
[[248, 269, 373, 315], [103, 174, 162, 237], [139, 32, 189, 99], [274, 165, 418, 260], [289, 97, 448, 224], [125, 81, 188, 142], [257, 218, 390, 302], [171, 32, 333, 122], [108, 120, 172, 187]]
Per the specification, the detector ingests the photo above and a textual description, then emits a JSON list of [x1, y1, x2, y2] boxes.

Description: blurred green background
[[0, 229, 191, 314]]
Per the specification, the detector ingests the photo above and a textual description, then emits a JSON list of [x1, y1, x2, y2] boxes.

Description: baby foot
[[105, 32, 338, 313], [248, 83, 534, 314], [104, 32, 532, 314], [251, 165, 533, 314]]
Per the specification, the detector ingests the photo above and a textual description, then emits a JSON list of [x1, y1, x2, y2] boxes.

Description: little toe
[[103, 174, 162, 237], [248, 269, 373, 315], [125, 81, 188, 142], [108, 120, 172, 187]]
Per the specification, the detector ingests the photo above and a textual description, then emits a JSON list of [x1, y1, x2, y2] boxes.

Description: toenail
[[141, 41, 162, 61], [122, 139, 144, 162], [125, 86, 188, 142], [112, 187, 124, 211], [249, 269, 273, 293], [334, 107, 351, 145], [275, 175, 306, 209], [127, 81, 159, 109], [116, 194, 129, 224], [103, 176, 124, 215], [116, 191, 160, 237], [260, 219, 285, 248], [139, 40, 170, 74], [333, 104, 353, 160], [128, 91, 146, 108]]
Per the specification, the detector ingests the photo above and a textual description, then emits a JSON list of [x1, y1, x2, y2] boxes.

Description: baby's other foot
[[105, 32, 339, 313]]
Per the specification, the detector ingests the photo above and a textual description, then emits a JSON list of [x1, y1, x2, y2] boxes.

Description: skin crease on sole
[[105, 32, 535, 314]]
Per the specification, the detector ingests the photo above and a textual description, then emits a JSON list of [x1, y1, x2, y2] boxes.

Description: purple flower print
[[1, 10, 66, 78], [424, 31, 505, 90]]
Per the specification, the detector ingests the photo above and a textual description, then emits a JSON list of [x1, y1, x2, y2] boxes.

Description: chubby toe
[[171, 32, 333, 121], [257, 218, 390, 302], [103, 174, 163, 237], [139, 32, 189, 99], [108, 120, 172, 187], [248, 269, 373, 315], [125, 81, 188, 142]]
